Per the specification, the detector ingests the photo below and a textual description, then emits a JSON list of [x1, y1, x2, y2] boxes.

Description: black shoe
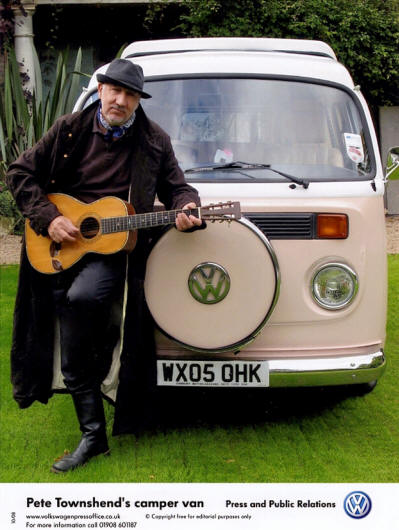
[[52, 388, 109, 473], [52, 434, 110, 473]]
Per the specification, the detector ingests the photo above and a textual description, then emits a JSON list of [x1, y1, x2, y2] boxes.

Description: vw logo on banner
[[344, 491, 372, 519]]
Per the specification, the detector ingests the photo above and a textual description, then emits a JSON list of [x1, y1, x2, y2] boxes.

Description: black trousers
[[51, 253, 126, 394]]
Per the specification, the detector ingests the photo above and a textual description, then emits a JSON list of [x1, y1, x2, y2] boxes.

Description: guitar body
[[25, 194, 137, 274]]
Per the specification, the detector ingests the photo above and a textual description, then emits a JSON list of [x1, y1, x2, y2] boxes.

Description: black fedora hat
[[97, 59, 152, 99]]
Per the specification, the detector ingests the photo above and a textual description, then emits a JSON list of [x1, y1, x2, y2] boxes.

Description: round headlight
[[312, 263, 358, 310]]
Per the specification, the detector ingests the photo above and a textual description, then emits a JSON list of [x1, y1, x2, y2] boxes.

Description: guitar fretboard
[[101, 208, 200, 234]]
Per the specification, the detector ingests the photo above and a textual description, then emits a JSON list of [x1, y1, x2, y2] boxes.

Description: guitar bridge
[[50, 241, 62, 257], [50, 242, 63, 271]]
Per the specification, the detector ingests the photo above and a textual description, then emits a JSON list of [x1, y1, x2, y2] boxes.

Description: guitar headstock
[[200, 201, 241, 222]]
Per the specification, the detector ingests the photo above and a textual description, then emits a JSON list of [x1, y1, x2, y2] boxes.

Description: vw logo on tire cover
[[144, 219, 280, 352], [188, 262, 230, 304], [343, 491, 372, 519]]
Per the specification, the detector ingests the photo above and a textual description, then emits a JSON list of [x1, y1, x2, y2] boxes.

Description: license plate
[[157, 360, 269, 387]]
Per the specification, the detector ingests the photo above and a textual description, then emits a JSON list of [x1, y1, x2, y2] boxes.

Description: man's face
[[98, 83, 141, 126]]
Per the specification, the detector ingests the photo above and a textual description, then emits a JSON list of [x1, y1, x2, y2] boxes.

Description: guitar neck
[[101, 207, 200, 234]]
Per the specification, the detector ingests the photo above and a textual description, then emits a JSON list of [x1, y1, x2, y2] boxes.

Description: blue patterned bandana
[[97, 104, 136, 140]]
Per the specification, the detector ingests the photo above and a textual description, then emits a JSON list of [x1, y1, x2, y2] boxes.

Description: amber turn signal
[[316, 214, 348, 239]]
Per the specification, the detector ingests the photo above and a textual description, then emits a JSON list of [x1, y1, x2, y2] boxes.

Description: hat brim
[[97, 73, 152, 99]]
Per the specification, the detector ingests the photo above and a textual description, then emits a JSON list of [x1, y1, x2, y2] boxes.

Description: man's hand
[[175, 202, 203, 232], [48, 215, 79, 243]]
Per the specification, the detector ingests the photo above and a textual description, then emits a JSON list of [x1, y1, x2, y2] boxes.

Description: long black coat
[[7, 102, 200, 434]]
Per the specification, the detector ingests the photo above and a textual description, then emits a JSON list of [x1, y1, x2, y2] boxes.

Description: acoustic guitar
[[25, 193, 241, 274]]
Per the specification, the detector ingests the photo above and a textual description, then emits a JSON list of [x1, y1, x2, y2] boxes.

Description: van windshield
[[141, 78, 373, 182]]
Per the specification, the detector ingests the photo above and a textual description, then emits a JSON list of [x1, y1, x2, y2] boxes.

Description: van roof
[[122, 37, 337, 61], [87, 38, 354, 91]]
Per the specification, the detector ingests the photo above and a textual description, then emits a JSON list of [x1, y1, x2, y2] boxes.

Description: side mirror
[[386, 147, 399, 180]]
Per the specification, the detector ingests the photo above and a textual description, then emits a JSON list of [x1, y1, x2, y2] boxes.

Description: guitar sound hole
[[80, 217, 100, 239]]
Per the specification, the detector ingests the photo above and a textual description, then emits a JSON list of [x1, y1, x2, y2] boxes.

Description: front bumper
[[268, 349, 386, 387], [156, 349, 386, 388]]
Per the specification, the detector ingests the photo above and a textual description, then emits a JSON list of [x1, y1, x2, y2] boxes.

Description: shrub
[[0, 46, 83, 233]]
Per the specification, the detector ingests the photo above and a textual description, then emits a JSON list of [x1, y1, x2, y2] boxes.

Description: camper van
[[74, 38, 387, 395]]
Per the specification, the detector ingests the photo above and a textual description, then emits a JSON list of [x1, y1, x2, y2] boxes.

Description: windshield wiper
[[185, 161, 309, 189]]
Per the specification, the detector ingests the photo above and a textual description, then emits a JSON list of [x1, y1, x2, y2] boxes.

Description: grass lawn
[[1, 258, 398, 483]]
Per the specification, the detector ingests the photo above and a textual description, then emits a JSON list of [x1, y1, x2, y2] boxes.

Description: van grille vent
[[244, 213, 315, 239]]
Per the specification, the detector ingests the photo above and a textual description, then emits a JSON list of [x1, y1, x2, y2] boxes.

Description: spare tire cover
[[144, 218, 280, 352]]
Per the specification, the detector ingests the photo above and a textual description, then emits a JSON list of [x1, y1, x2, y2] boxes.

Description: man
[[7, 59, 203, 473]]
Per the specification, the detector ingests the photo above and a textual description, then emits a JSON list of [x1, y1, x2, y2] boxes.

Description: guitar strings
[[77, 208, 200, 234]]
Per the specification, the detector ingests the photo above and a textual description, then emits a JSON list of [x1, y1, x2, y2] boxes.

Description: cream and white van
[[75, 38, 387, 394]]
